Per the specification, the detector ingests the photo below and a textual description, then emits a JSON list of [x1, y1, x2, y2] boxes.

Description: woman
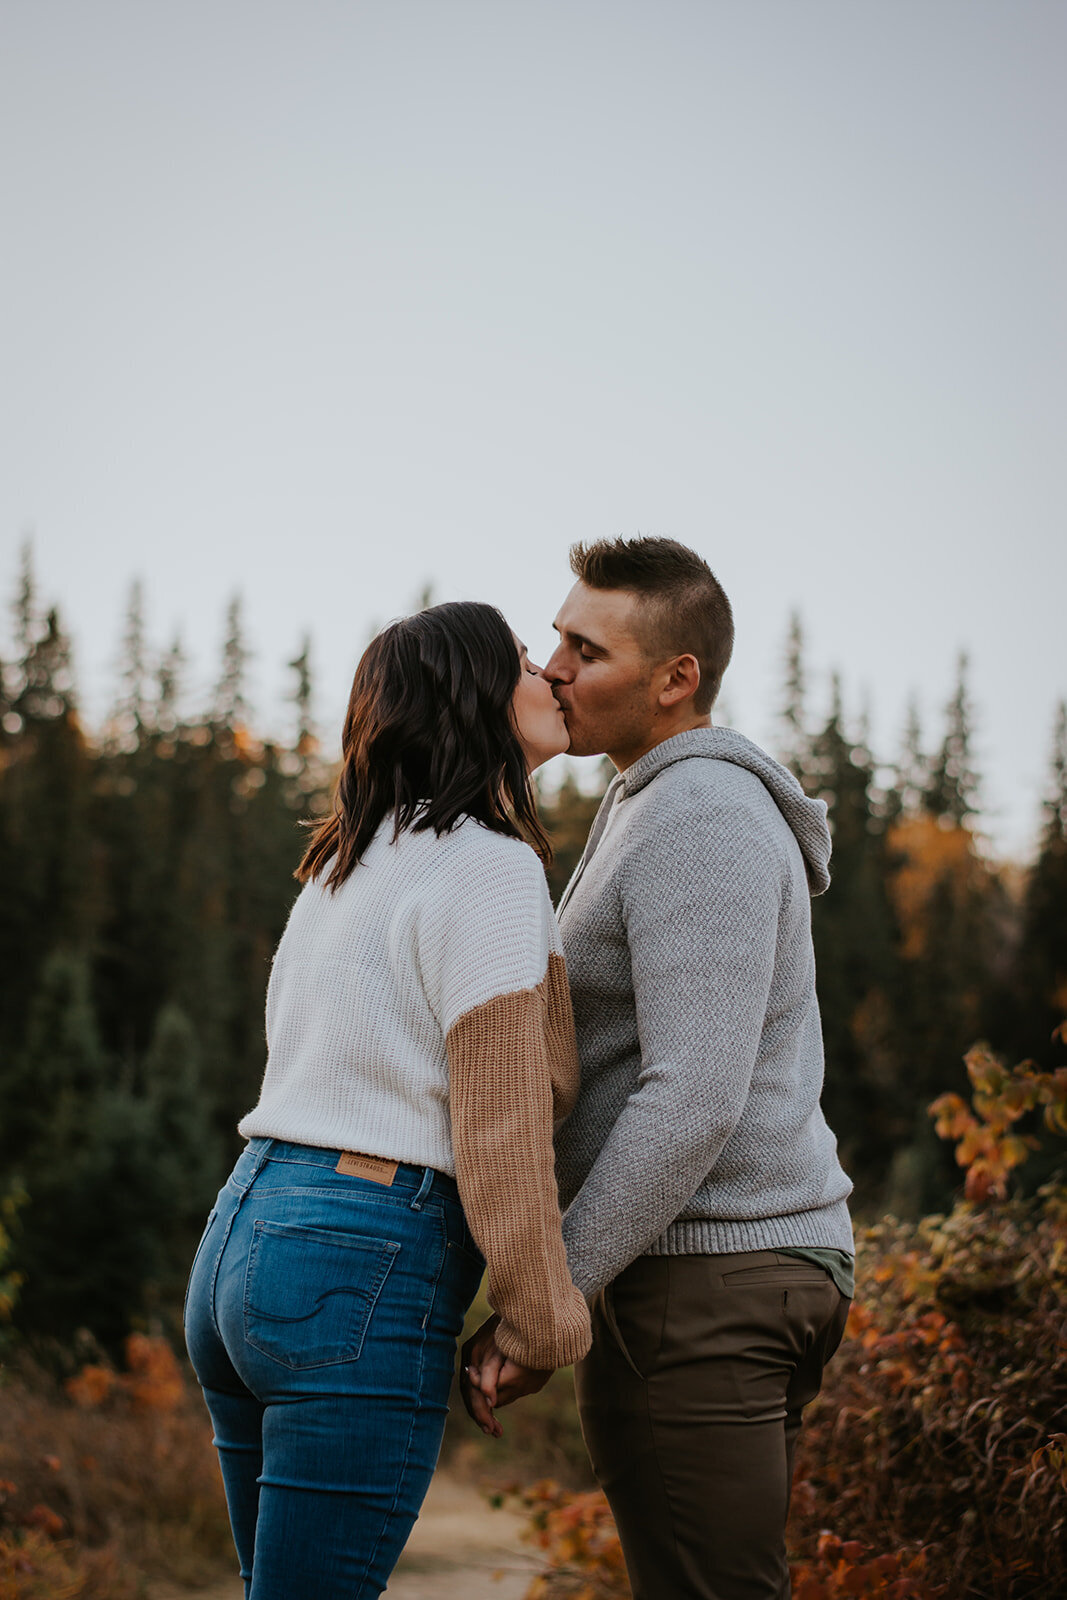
[[184, 601, 591, 1600]]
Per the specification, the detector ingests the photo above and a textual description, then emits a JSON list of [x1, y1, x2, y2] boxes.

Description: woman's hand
[[460, 1314, 504, 1436], [460, 1314, 554, 1436]]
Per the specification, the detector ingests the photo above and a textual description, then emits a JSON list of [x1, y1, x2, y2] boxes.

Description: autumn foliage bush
[[504, 1034, 1067, 1600], [0, 1333, 231, 1598], [496, 1480, 628, 1599]]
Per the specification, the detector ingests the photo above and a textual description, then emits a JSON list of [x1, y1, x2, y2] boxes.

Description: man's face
[[544, 582, 662, 764]]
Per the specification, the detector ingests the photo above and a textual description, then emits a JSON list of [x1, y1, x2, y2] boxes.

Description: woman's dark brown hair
[[297, 600, 550, 890]]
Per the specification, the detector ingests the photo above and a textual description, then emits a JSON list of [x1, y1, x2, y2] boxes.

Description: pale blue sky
[[2, 1, 1064, 857]]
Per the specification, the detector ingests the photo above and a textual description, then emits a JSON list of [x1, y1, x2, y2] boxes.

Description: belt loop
[[234, 1137, 273, 1198], [410, 1167, 435, 1211]]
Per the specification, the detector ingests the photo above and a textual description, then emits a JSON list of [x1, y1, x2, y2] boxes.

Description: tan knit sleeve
[[447, 952, 591, 1370]]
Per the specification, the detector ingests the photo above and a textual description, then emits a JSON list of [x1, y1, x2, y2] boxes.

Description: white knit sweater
[[238, 815, 591, 1368], [242, 818, 559, 1168]]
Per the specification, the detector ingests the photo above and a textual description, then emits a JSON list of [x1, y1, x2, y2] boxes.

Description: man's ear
[[657, 654, 702, 708]]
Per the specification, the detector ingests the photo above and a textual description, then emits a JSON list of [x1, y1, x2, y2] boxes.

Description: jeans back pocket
[[243, 1220, 401, 1369]]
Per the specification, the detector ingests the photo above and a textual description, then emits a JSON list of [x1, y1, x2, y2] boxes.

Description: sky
[[2, 0, 1064, 860]]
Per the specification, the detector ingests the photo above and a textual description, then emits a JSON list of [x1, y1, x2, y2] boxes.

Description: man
[[463, 536, 853, 1600]]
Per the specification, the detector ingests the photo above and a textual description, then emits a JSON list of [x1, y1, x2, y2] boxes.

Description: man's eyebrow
[[555, 623, 608, 654]]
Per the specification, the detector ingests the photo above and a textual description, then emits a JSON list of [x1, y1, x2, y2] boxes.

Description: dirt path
[[388, 1473, 539, 1599], [148, 1471, 540, 1600]]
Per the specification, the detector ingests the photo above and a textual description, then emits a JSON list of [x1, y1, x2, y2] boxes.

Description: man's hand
[[460, 1314, 554, 1436], [492, 1354, 554, 1406]]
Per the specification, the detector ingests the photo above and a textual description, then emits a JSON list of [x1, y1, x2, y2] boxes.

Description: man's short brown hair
[[569, 536, 734, 713]]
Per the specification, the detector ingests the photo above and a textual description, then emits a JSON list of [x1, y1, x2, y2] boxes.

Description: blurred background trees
[[0, 545, 1064, 1349], [0, 551, 332, 1349]]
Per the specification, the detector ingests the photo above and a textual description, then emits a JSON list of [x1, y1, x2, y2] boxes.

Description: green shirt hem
[[777, 1246, 855, 1298]]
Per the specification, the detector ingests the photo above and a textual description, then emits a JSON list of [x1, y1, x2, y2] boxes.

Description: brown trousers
[[574, 1250, 850, 1600]]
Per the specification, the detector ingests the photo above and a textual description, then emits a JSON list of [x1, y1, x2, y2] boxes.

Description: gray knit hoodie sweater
[[556, 726, 853, 1300]]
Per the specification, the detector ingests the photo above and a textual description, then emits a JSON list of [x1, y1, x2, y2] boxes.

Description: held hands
[[459, 1314, 554, 1438]]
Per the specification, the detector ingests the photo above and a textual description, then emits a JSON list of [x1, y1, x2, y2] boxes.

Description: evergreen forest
[[1, 547, 1065, 1353]]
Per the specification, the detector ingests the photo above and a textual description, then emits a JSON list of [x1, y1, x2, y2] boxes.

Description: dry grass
[[0, 1336, 233, 1597]]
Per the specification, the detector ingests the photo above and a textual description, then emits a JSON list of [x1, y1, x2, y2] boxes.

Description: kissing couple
[[184, 535, 854, 1600]]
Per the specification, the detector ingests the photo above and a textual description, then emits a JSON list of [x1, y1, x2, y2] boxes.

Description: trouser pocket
[[597, 1257, 670, 1381], [720, 1259, 834, 1289]]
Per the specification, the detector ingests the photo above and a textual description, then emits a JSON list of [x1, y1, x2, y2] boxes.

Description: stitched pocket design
[[244, 1221, 400, 1368]]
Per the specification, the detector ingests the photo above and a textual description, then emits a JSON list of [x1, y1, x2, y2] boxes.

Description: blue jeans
[[183, 1138, 485, 1600]]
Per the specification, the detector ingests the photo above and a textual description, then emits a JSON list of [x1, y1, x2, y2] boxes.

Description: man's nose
[[543, 644, 570, 683]]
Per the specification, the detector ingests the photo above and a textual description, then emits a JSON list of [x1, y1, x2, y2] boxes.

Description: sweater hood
[[620, 727, 832, 895]]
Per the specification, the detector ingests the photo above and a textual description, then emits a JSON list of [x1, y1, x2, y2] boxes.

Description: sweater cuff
[[493, 1288, 592, 1369]]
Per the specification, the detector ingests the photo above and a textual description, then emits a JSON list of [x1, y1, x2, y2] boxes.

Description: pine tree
[[11, 540, 37, 662], [885, 697, 927, 821], [139, 1003, 223, 1281], [805, 679, 898, 1190], [885, 663, 1005, 1208], [15, 607, 77, 724], [279, 635, 330, 817], [925, 655, 979, 826], [157, 633, 186, 734], [778, 611, 809, 782], [2, 543, 75, 726], [165, 731, 246, 1134], [1042, 700, 1067, 844], [288, 634, 317, 760], [0, 966, 226, 1347], [212, 595, 251, 729], [0, 596, 93, 1059], [111, 578, 151, 741], [1015, 701, 1067, 1065], [0, 541, 34, 738], [0, 949, 106, 1167], [0, 949, 147, 1346]]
